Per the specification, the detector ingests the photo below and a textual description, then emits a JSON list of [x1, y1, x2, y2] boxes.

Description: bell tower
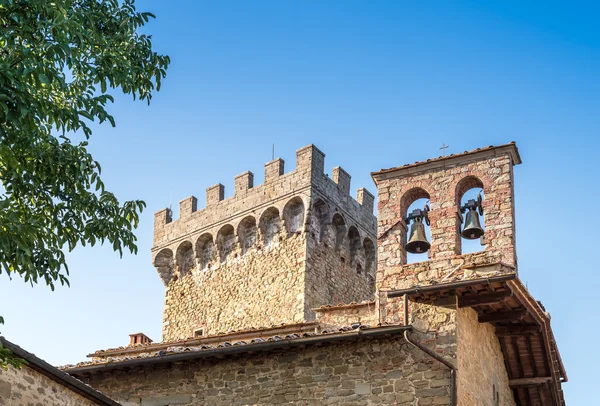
[[372, 142, 521, 292]]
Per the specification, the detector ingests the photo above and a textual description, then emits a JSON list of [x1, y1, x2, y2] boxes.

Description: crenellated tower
[[152, 145, 377, 341]]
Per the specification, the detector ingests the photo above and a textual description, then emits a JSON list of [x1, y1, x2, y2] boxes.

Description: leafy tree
[[0, 0, 170, 367]]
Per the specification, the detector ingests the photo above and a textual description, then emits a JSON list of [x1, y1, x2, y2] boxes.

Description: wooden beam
[[458, 290, 512, 308], [510, 377, 552, 388], [478, 309, 527, 323], [495, 326, 541, 336], [433, 295, 457, 308]]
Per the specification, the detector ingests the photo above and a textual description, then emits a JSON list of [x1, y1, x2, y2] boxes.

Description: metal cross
[[440, 143, 449, 156]]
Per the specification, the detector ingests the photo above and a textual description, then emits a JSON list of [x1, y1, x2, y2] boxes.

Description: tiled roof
[[86, 322, 320, 359], [61, 323, 406, 374], [372, 142, 520, 177]]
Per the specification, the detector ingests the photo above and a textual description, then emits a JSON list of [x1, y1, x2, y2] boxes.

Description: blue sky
[[1, 1, 598, 403]]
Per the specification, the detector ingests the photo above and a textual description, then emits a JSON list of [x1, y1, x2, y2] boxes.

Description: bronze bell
[[460, 196, 485, 240], [404, 206, 431, 254], [461, 209, 484, 239]]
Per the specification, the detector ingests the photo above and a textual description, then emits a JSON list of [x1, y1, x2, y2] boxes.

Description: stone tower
[[153, 145, 377, 341], [373, 142, 521, 296]]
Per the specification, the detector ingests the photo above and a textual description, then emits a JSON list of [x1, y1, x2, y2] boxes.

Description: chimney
[[129, 333, 153, 346]]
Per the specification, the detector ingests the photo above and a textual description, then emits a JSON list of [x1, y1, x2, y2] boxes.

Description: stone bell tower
[[372, 142, 521, 293], [152, 145, 377, 341]]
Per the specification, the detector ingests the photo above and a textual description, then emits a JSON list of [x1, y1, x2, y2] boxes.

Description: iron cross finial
[[440, 143, 449, 156]]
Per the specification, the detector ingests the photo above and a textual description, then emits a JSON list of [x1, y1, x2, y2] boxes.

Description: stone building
[[63, 143, 567, 406], [0, 337, 118, 406]]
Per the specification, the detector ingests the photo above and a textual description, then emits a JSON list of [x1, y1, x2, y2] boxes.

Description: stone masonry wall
[[83, 335, 455, 406], [457, 307, 515, 406], [0, 365, 97, 406], [374, 145, 519, 291], [154, 145, 377, 341], [163, 226, 306, 341]]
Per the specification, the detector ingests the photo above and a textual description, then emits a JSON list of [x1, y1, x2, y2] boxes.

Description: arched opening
[[456, 176, 485, 255], [237, 216, 257, 254], [402, 187, 431, 264], [153, 248, 173, 286], [348, 225, 361, 257], [283, 197, 305, 234], [196, 233, 214, 270], [259, 207, 281, 247], [332, 213, 346, 250], [363, 237, 375, 276], [348, 226, 362, 274], [175, 241, 194, 277], [216, 224, 235, 263], [311, 199, 330, 242]]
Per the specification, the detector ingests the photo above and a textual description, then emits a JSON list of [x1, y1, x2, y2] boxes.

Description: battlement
[[151, 144, 377, 342], [153, 144, 375, 257]]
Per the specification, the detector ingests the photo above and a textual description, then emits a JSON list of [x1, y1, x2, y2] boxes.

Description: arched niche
[[283, 197, 305, 234], [154, 248, 173, 286], [348, 226, 361, 258], [237, 216, 257, 254], [259, 207, 281, 247], [455, 176, 486, 255], [332, 213, 346, 249], [196, 233, 214, 270], [216, 224, 236, 263], [402, 187, 431, 264], [363, 237, 375, 275], [311, 199, 330, 241], [175, 241, 194, 277]]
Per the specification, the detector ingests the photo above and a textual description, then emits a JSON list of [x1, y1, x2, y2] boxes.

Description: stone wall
[[154, 145, 377, 341], [457, 307, 515, 406], [313, 302, 378, 329], [163, 226, 307, 341], [0, 365, 97, 406], [83, 335, 454, 406], [374, 145, 520, 291]]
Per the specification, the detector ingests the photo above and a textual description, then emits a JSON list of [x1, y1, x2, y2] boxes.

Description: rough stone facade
[[0, 364, 97, 406], [84, 335, 456, 406], [64, 142, 566, 406], [457, 307, 515, 406], [153, 145, 377, 341], [373, 144, 520, 292]]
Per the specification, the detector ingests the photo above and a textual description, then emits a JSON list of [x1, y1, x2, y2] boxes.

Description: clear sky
[[1, 1, 598, 403]]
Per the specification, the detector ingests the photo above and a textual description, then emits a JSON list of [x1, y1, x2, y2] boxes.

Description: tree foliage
[[0, 0, 169, 366]]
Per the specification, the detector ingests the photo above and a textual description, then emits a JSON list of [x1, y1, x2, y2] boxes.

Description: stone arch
[[237, 216, 257, 254], [455, 176, 484, 206], [283, 197, 305, 234], [348, 225, 362, 273], [153, 248, 173, 286], [363, 237, 376, 275], [175, 241, 194, 277], [455, 176, 486, 254], [348, 226, 361, 257], [259, 207, 281, 247], [311, 198, 330, 241], [400, 187, 431, 217], [401, 187, 432, 264], [216, 224, 236, 263], [196, 233, 214, 270], [332, 212, 346, 249]]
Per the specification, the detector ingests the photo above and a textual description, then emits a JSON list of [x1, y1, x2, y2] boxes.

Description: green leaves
[[0, 0, 169, 368]]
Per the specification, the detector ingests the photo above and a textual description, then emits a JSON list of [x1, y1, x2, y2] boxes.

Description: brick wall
[[374, 144, 520, 291]]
